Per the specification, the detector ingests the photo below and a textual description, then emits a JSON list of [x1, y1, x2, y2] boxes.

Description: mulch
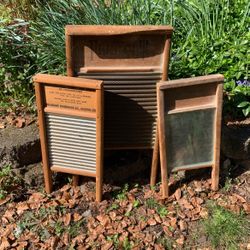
[[0, 168, 249, 250]]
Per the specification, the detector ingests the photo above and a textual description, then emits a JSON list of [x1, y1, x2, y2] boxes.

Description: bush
[[0, 0, 249, 119], [0, 17, 37, 110]]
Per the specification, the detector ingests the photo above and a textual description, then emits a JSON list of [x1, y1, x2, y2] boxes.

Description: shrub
[[1, 0, 249, 119], [0, 17, 37, 110]]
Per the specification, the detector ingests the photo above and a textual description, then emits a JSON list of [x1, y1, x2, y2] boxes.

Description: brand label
[[44, 86, 96, 112]]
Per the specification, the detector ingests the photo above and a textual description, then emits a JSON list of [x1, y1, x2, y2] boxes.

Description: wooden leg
[[211, 165, 219, 191], [150, 130, 159, 187], [96, 176, 102, 202], [72, 175, 79, 187], [43, 167, 53, 193]]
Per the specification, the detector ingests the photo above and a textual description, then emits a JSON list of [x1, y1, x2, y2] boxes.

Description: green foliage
[[0, 165, 21, 199], [15, 206, 86, 241], [0, 18, 37, 110], [107, 203, 119, 212], [114, 183, 129, 201], [203, 204, 249, 249], [0, 0, 249, 119], [169, 0, 249, 119], [107, 234, 133, 249], [146, 198, 168, 217], [224, 80, 250, 117]]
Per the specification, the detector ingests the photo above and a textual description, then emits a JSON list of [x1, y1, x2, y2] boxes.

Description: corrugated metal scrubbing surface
[[79, 71, 162, 148], [45, 113, 96, 173]]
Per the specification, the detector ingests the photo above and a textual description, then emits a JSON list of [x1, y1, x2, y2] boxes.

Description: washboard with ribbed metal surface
[[34, 74, 104, 201], [65, 25, 173, 150]]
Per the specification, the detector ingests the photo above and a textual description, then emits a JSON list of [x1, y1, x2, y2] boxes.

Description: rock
[[0, 124, 41, 169], [23, 163, 44, 187], [221, 124, 250, 160]]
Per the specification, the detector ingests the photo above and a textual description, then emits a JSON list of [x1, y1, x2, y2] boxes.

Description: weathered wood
[[212, 83, 223, 190], [157, 74, 224, 198], [35, 82, 53, 193], [34, 74, 104, 201], [65, 25, 173, 151]]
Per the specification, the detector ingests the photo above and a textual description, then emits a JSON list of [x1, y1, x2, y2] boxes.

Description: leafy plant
[[146, 198, 168, 217], [114, 183, 129, 201], [0, 18, 37, 110], [0, 165, 22, 199], [1, 0, 249, 120]]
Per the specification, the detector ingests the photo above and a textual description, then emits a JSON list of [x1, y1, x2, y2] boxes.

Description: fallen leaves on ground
[[0, 170, 249, 249]]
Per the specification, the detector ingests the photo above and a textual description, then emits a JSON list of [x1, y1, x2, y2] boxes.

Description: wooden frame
[[65, 25, 173, 186], [156, 74, 224, 198], [33, 74, 104, 201]]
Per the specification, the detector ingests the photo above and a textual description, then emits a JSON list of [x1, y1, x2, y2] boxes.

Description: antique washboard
[[34, 74, 104, 201], [65, 25, 173, 150], [157, 75, 224, 198]]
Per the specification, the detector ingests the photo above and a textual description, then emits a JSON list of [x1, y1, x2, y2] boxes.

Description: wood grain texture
[[35, 82, 53, 193], [34, 74, 104, 201], [66, 35, 74, 76], [65, 26, 173, 150], [212, 83, 223, 190], [157, 87, 169, 198], [158, 74, 224, 90], [150, 125, 159, 187], [33, 74, 102, 89], [157, 74, 224, 199], [51, 166, 96, 177], [96, 88, 104, 202], [150, 36, 172, 187], [65, 25, 173, 36]]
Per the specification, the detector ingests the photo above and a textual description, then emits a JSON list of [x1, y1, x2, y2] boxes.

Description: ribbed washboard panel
[[79, 71, 162, 148], [45, 113, 96, 173]]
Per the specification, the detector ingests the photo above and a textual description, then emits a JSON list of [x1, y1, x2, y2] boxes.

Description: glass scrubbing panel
[[165, 108, 215, 171]]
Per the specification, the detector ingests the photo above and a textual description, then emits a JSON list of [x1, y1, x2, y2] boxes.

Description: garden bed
[[0, 162, 249, 249]]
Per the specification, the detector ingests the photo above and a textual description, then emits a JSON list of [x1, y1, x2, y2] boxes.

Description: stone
[[0, 124, 41, 169], [23, 163, 44, 187], [221, 124, 250, 160]]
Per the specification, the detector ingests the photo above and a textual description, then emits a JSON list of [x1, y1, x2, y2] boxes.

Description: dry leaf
[[96, 215, 111, 227], [0, 122, 5, 129], [187, 188, 195, 197], [200, 208, 208, 219], [6, 116, 15, 125], [101, 241, 113, 250], [212, 193, 221, 200], [15, 117, 25, 128], [3, 209, 16, 223], [148, 218, 157, 226], [174, 188, 182, 201], [73, 213, 83, 222], [179, 220, 187, 231], [176, 235, 185, 245], [29, 192, 44, 202], [63, 213, 71, 226], [243, 204, 250, 214], [126, 203, 133, 214], [16, 203, 29, 215], [0, 237, 10, 250], [155, 244, 165, 250], [0, 196, 11, 206], [233, 193, 246, 203], [139, 220, 147, 230]]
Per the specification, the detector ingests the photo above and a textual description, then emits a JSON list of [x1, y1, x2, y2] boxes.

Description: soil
[[0, 113, 249, 249], [0, 160, 249, 249]]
